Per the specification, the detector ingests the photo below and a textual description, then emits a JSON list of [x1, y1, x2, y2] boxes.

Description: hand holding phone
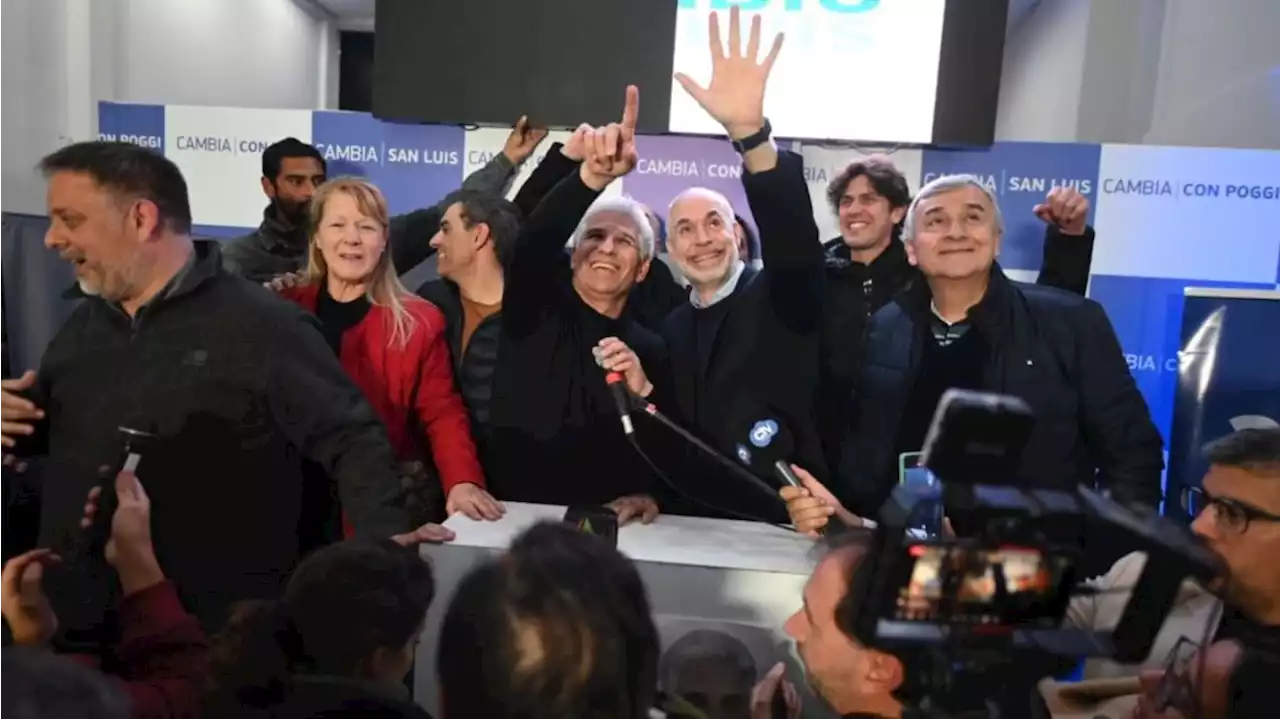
[[83, 428, 156, 559]]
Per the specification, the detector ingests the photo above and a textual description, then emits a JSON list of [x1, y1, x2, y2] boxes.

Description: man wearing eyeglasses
[[1035, 427, 1280, 717], [1184, 427, 1280, 655], [1083, 428, 1280, 663]]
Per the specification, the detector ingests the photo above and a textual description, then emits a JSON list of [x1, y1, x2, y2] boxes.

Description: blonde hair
[[305, 177, 419, 348]]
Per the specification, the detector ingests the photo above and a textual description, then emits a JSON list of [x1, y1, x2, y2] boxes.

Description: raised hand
[[674, 6, 783, 139], [503, 115, 549, 165], [561, 123, 593, 162], [1033, 186, 1090, 236], [579, 85, 641, 190]]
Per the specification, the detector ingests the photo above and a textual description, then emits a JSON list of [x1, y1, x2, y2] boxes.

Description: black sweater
[[487, 172, 673, 506], [23, 242, 409, 639]]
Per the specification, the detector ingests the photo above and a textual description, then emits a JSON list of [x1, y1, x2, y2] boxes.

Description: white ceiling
[[314, 0, 1042, 34], [311, 0, 375, 29]]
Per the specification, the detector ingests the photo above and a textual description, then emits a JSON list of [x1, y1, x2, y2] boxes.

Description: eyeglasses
[[1181, 486, 1280, 533]]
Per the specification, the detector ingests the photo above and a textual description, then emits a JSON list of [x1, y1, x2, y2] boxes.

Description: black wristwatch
[[731, 119, 772, 154]]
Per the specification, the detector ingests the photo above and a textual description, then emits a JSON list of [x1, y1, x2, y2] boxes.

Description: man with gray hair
[[485, 87, 670, 523], [833, 172, 1163, 570]]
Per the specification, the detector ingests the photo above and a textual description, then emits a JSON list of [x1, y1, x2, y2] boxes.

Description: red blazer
[[281, 285, 485, 499]]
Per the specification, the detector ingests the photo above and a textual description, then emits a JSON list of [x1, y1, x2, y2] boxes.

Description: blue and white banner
[[920, 142, 1101, 283], [1166, 289, 1280, 518], [96, 101, 1280, 453], [1088, 144, 1280, 440]]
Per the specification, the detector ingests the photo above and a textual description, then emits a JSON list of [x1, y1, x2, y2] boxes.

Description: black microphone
[[731, 411, 828, 536], [731, 413, 803, 491], [604, 372, 635, 436]]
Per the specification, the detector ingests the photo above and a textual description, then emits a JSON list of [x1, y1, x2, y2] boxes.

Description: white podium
[[413, 502, 819, 715]]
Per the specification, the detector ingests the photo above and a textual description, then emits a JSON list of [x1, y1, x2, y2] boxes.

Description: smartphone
[[83, 427, 156, 557], [898, 452, 943, 536], [563, 505, 619, 547], [770, 682, 790, 719], [1152, 636, 1200, 711]]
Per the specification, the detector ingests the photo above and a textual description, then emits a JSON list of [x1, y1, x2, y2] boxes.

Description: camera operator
[[782, 429, 1280, 717], [782, 527, 907, 718], [783, 525, 1057, 718]]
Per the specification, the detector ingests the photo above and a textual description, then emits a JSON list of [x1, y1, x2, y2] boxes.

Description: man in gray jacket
[[222, 119, 547, 283]]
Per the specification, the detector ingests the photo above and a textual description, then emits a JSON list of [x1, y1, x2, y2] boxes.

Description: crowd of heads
[[207, 539, 434, 711], [39, 132, 1020, 329], [15, 121, 1280, 719]]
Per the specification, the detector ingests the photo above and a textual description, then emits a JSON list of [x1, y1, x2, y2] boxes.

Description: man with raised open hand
[[648, 6, 828, 524]]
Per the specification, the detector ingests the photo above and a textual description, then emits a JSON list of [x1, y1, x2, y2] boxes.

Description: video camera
[[843, 389, 1222, 718]]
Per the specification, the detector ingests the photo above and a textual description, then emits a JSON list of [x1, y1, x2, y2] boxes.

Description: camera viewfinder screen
[[896, 545, 1070, 628]]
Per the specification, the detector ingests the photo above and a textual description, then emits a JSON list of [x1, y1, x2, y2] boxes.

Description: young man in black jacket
[[817, 157, 1096, 471], [485, 88, 671, 524], [0, 142, 449, 639], [222, 121, 547, 283]]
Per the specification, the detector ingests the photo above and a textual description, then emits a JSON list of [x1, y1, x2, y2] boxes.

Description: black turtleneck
[[315, 285, 372, 355]]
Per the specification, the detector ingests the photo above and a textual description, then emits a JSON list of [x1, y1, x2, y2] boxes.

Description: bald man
[[655, 148, 827, 523]]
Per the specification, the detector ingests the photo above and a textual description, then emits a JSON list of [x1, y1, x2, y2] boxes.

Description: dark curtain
[[2, 212, 75, 568], [2, 212, 79, 373]]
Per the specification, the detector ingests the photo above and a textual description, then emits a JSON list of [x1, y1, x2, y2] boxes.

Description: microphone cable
[[622, 433, 792, 531], [603, 371, 795, 531]]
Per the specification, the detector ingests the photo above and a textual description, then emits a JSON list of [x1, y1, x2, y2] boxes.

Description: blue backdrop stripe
[[96, 102, 1280, 466], [919, 142, 1101, 273]]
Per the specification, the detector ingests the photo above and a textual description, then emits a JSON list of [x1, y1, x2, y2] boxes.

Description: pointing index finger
[[621, 85, 639, 131]]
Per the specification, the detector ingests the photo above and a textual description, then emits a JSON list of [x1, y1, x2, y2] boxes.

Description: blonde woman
[[275, 177, 502, 528]]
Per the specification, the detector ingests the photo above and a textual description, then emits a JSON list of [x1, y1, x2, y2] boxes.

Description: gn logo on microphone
[[749, 420, 779, 447], [678, 0, 882, 13]]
